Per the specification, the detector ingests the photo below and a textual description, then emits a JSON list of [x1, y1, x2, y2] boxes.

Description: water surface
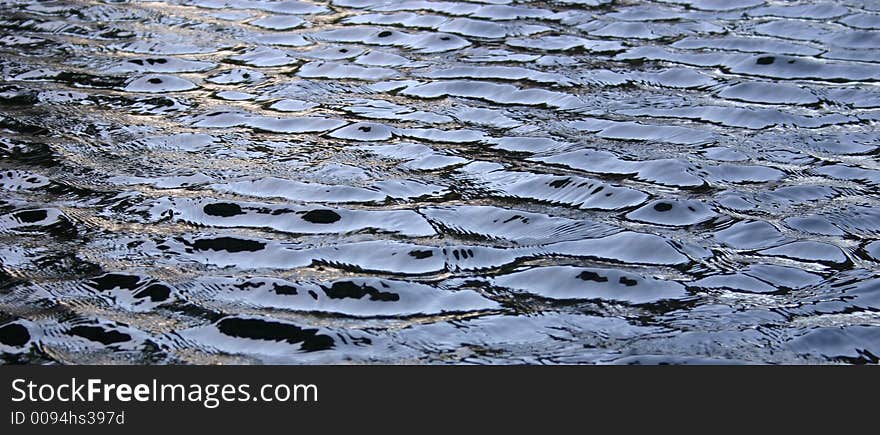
[[1, 0, 879, 364]]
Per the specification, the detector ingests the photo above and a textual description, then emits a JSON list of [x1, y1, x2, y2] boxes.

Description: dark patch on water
[[578, 271, 609, 283], [322, 281, 400, 302], [273, 284, 298, 295], [134, 284, 171, 302], [190, 237, 265, 253], [0, 323, 29, 347], [216, 317, 334, 351], [89, 273, 142, 291], [68, 325, 131, 345], [203, 203, 244, 217], [408, 250, 433, 259], [14, 209, 47, 223], [300, 209, 341, 224]]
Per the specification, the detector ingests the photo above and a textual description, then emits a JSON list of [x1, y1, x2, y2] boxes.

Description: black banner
[[0, 366, 872, 433]]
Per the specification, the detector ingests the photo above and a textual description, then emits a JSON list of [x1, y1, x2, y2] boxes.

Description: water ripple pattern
[[1, 0, 879, 364]]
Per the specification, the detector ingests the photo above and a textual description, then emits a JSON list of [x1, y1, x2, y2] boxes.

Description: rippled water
[[0, 0, 879, 364]]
